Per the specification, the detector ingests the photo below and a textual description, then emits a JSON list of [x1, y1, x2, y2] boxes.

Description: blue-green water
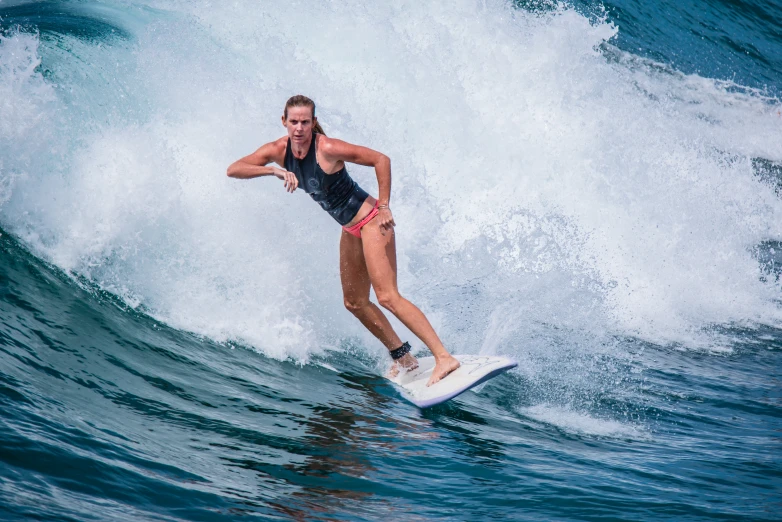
[[1, 1, 781, 520]]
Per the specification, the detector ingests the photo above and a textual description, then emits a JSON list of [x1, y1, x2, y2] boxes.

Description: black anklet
[[389, 341, 411, 360]]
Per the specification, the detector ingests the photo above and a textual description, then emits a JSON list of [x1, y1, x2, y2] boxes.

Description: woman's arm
[[319, 136, 395, 231], [319, 137, 392, 206], [226, 138, 298, 192]]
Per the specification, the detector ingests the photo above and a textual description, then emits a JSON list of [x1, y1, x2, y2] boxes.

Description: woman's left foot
[[427, 356, 460, 386], [386, 353, 419, 379]]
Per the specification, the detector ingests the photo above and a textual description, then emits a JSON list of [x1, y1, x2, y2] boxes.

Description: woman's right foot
[[427, 355, 460, 386]]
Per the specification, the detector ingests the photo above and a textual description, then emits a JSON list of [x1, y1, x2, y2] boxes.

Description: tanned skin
[[227, 106, 460, 385]]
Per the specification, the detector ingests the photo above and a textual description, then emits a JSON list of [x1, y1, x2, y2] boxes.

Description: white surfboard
[[389, 354, 517, 408]]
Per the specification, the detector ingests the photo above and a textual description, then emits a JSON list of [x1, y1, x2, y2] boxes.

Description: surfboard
[[389, 354, 517, 408]]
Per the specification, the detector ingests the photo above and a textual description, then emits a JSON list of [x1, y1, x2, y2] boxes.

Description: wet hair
[[283, 95, 325, 135]]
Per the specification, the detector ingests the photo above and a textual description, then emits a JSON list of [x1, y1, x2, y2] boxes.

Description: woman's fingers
[[271, 168, 296, 192], [284, 171, 297, 192], [378, 209, 395, 234]]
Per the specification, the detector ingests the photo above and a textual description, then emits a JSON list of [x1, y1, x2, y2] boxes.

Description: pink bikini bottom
[[342, 202, 379, 238]]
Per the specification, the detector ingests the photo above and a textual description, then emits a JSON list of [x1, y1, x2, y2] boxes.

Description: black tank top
[[284, 133, 370, 226]]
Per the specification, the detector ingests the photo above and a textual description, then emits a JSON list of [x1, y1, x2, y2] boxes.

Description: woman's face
[[283, 106, 316, 145]]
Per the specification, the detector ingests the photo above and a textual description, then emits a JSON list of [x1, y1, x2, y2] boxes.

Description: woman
[[227, 95, 460, 385]]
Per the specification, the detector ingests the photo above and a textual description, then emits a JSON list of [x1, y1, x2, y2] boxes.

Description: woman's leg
[[359, 219, 460, 385], [340, 229, 416, 372]]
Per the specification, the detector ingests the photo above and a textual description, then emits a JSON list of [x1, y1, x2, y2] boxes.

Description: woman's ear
[[281, 115, 286, 127]]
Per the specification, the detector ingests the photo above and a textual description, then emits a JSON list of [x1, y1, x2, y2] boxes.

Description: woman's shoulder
[[315, 133, 351, 155], [251, 136, 288, 165], [272, 135, 289, 149], [265, 136, 289, 156]]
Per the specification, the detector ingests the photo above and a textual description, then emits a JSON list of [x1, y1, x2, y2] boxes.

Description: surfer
[[227, 95, 460, 385]]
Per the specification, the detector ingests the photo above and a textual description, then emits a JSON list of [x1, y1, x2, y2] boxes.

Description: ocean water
[[0, 0, 780, 520]]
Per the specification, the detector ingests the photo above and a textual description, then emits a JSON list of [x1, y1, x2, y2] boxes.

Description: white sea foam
[[1, 0, 781, 364], [522, 404, 648, 439]]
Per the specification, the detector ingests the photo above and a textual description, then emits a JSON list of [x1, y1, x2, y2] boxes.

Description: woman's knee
[[376, 291, 402, 313], [344, 297, 369, 314]]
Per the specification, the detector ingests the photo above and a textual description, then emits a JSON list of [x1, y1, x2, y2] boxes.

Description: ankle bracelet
[[389, 342, 411, 360]]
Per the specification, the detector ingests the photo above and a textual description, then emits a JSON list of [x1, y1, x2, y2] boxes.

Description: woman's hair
[[283, 95, 326, 135]]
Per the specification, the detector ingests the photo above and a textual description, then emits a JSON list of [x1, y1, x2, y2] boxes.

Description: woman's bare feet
[[386, 353, 419, 379], [427, 355, 460, 386]]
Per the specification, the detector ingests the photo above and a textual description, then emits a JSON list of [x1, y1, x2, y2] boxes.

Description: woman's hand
[[272, 167, 298, 193], [378, 207, 395, 235]]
